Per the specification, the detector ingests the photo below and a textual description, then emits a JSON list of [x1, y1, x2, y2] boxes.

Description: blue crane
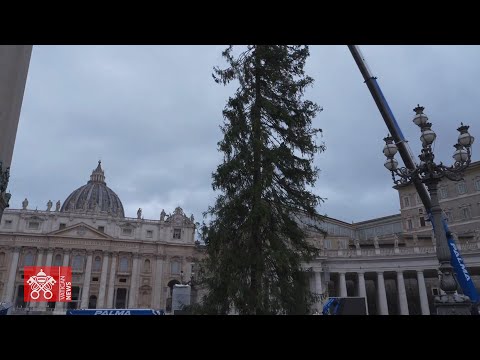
[[348, 45, 479, 306]]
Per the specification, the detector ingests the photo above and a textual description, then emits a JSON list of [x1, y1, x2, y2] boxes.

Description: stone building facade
[[306, 160, 480, 315], [0, 162, 201, 314], [1, 160, 479, 315]]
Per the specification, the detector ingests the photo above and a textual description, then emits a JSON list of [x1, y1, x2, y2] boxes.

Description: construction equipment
[[348, 45, 479, 305]]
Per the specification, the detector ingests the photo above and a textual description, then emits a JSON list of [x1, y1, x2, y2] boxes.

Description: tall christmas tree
[[197, 45, 325, 315]]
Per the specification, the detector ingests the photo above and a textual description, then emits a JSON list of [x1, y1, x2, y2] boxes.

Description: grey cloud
[[7, 45, 480, 224]]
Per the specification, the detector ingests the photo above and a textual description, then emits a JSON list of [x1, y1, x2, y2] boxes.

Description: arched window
[[166, 279, 181, 313], [53, 254, 62, 266], [143, 259, 151, 273], [72, 255, 84, 271], [119, 256, 129, 272], [24, 252, 34, 266], [93, 256, 102, 272], [0, 252, 5, 266]]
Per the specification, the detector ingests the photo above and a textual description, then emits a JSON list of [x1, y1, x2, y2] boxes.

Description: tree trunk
[[250, 46, 263, 314]]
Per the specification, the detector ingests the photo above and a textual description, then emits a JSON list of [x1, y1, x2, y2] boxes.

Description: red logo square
[[24, 266, 72, 302]]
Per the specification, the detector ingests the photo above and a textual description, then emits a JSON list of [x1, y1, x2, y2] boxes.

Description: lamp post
[[383, 105, 475, 315]]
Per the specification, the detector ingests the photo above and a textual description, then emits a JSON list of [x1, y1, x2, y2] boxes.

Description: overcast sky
[[7, 45, 480, 224]]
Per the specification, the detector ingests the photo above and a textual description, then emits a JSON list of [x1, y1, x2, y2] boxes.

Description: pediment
[[165, 206, 194, 226], [48, 222, 113, 239]]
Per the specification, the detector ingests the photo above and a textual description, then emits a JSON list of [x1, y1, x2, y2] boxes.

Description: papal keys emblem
[[26, 268, 57, 300]]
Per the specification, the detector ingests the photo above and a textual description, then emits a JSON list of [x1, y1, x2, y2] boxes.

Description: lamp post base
[[434, 293, 472, 315]]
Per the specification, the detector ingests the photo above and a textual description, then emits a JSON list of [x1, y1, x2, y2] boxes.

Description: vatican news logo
[[24, 267, 72, 302]]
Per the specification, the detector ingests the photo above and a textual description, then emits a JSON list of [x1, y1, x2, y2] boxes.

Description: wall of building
[[0, 206, 202, 314]]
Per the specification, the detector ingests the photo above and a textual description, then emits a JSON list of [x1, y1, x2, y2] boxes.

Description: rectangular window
[[475, 178, 480, 191], [445, 212, 453, 223], [92, 277, 99, 282], [28, 221, 40, 230], [15, 285, 26, 308], [403, 196, 410, 208], [457, 182, 467, 195], [72, 255, 84, 271], [420, 217, 426, 227], [67, 287, 80, 310], [407, 219, 413, 230], [59, 223, 66, 230], [4, 220, 12, 228], [115, 288, 127, 309], [98, 226, 105, 232], [324, 239, 332, 249], [440, 187, 448, 199], [171, 261, 181, 275], [122, 228, 133, 236], [119, 278, 127, 283], [173, 228, 181, 239], [146, 230, 153, 238], [462, 207, 471, 220]]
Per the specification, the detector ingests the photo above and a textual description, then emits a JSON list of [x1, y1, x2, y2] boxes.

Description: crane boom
[[348, 45, 479, 305], [347, 45, 433, 210]]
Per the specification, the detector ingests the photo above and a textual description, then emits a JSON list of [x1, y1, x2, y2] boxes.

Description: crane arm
[[348, 45, 479, 305]]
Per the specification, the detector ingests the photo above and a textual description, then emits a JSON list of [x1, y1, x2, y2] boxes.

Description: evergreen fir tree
[[197, 45, 326, 315]]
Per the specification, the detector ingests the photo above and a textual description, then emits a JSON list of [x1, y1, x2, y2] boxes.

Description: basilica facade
[[0, 161, 201, 314]]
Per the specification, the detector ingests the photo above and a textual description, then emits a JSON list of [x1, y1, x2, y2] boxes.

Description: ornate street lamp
[[383, 105, 475, 315]]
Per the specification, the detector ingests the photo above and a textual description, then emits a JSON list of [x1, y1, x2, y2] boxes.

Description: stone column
[[357, 272, 368, 315], [376, 272, 389, 315], [54, 250, 70, 312], [339, 272, 347, 297], [396, 271, 409, 315], [128, 254, 140, 308], [4, 247, 20, 303], [44, 249, 53, 267], [314, 270, 323, 312], [36, 249, 54, 311], [35, 248, 44, 267], [30, 248, 44, 309], [314, 270, 323, 295], [106, 252, 118, 308], [80, 251, 93, 308], [308, 271, 316, 294], [185, 257, 193, 281], [413, 234, 420, 254], [96, 252, 110, 309], [152, 255, 164, 310], [0, 46, 33, 222], [416, 270, 430, 315]]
